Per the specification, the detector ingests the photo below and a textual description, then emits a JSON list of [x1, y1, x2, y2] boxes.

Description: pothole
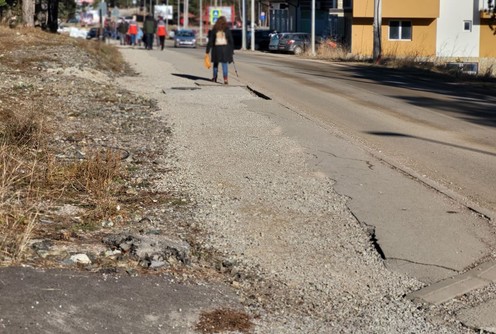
[[246, 85, 271, 100]]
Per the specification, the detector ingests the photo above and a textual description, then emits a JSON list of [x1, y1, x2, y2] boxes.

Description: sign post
[[99, 1, 107, 41]]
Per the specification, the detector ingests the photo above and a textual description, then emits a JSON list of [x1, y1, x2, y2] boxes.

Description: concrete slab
[[407, 261, 496, 305], [457, 298, 496, 333], [385, 258, 457, 284]]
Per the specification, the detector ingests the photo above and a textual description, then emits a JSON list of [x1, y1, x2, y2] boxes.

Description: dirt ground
[[0, 26, 254, 333]]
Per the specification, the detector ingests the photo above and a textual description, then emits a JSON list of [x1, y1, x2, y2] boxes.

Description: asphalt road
[[230, 51, 496, 220]]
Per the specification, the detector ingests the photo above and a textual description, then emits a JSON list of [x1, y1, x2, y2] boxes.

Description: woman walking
[[206, 16, 234, 84]]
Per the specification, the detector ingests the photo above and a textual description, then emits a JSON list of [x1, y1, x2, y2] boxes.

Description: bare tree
[[22, 0, 34, 26]]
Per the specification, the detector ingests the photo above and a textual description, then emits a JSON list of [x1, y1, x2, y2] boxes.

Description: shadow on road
[[365, 131, 496, 157], [172, 73, 212, 82], [339, 66, 496, 128]]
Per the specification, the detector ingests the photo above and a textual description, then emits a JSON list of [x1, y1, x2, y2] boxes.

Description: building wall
[[382, 18, 437, 57], [351, 18, 374, 55], [436, 0, 481, 58], [352, 0, 439, 57], [351, 18, 437, 57], [353, 0, 439, 19], [479, 18, 496, 57]]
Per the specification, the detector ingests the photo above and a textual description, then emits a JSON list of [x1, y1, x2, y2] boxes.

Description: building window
[[463, 20, 472, 32], [389, 20, 412, 40]]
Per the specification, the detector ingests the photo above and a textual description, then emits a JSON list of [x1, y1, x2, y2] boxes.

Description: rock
[[101, 220, 114, 228], [150, 260, 167, 268], [68, 254, 92, 265]]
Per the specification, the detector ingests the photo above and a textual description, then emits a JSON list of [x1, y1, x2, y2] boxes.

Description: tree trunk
[[22, 0, 34, 26], [48, 0, 58, 33]]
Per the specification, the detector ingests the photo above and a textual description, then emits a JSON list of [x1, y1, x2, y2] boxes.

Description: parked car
[[173, 30, 197, 48], [86, 27, 99, 40], [273, 32, 311, 55], [66, 17, 80, 24]]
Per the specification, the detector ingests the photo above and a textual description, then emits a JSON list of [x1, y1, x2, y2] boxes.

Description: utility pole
[[199, 0, 203, 45], [184, 0, 188, 28], [310, 0, 315, 56], [373, 0, 382, 63], [250, 0, 254, 50], [241, 0, 246, 49]]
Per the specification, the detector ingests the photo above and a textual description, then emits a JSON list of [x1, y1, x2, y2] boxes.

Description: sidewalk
[[0, 267, 239, 333]]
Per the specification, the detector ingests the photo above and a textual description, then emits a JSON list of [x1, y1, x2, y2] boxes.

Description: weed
[[312, 40, 352, 61], [0, 145, 40, 263], [0, 108, 46, 148], [76, 39, 128, 73], [195, 308, 253, 334], [71, 148, 122, 196]]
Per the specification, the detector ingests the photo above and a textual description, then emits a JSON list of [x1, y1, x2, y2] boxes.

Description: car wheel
[[293, 46, 303, 55]]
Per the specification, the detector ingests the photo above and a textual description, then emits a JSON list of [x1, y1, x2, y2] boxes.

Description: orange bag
[[204, 54, 212, 69]]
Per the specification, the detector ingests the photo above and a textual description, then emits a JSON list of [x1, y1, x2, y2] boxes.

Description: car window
[[177, 31, 194, 37]]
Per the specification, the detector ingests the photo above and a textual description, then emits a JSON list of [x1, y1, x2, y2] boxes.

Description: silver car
[[173, 30, 197, 48]]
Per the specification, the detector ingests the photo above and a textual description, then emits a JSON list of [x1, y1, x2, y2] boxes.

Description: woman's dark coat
[[206, 28, 234, 63]]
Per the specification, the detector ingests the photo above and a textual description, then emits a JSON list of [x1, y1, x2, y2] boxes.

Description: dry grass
[[0, 108, 46, 148], [0, 26, 129, 263], [0, 122, 126, 262], [78, 39, 127, 73], [0, 145, 40, 263], [195, 308, 253, 334], [312, 40, 353, 61], [0, 26, 127, 72]]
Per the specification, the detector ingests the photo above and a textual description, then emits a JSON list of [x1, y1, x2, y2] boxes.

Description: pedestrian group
[[116, 15, 167, 50], [114, 14, 235, 85]]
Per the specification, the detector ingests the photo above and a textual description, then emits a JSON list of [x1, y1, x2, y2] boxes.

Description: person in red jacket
[[127, 16, 138, 47], [156, 17, 167, 51]]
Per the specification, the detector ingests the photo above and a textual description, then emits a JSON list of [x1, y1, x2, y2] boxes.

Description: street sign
[[208, 6, 233, 24], [210, 9, 220, 23], [155, 5, 173, 20], [99, 1, 107, 15]]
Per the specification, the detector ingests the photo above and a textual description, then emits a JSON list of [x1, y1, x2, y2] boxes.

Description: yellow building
[[352, 0, 438, 58], [351, 0, 496, 59]]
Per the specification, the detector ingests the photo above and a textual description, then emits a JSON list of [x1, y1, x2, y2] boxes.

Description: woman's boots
[[211, 76, 228, 85]]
